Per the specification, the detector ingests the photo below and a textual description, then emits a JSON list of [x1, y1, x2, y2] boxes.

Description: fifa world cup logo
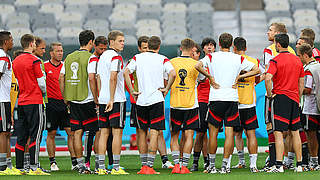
[[70, 62, 79, 79], [178, 69, 187, 86]]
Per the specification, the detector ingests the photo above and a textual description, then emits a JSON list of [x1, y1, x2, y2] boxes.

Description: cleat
[[284, 163, 294, 170], [204, 162, 209, 170], [312, 165, 320, 171], [226, 167, 231, 173], [97, 168, 109, 175], [72, 165, 79, 171], [137, 165, 149, 174], [111, 168, 129, 175], [250, 167, 259, 173], [180, 166, 191, 174], [171, 164, 180, 174], [162, 161, 174, 169], [294, 166, 303, 173], [10, 167, 26, 175], [220, 166, 228, 174], [27, 168, 50, 175], [85, 162, 90, 170], [190, 164, 198, 172], [0, 167, 23, 175], [206, 167, 218, 174], [232, 163, 246, 169], [78, 166, 91, 174], [50, 163, 59, 171], [266, 165, 284, 173], [302, 165, 310, 172]]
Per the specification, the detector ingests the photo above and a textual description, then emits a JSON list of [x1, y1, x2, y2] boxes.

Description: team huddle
[[0, 21, 320, 175]]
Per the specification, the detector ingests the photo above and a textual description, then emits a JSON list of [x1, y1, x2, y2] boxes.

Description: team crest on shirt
[[178, 69, 187, 86], [70, 62, 79, 79]]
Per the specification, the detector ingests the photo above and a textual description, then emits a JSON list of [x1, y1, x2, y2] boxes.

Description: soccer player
[[297, 44, 320, 170], [83, 36, 107, 170], [233, 37, 260, 172], [263, 23, 296, 169], [59, 30, 98, 174], [13, 34, 49, 175], [296, 36, 314, 50], [44, 42, 76, 171], [34, 37, 46, 59], [191, 38, 216, 171], [124, 36, 176, 174], [195, 33, 259, 174], [300, 28, 320, 62], [127, 36, 174, 169], [169, 38, 201, 174], [265, 33, 304, 173], [0, 31, 15, 175], [96, 30, 128, 175]]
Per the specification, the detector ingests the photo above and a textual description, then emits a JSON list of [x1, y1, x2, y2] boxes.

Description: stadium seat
[[268, 17, 294, 27], [163, 34, 186, 45], [65, 4, 89, 14], [139, 0, 161, 9], [59, 27, 83, 38], [10, 28, 32, 46], [39, 3, 64, 15], [59, 36, 78, 45], [125, 35, 137, 45], [163, 3, 187, 13], [1, 0, 14, 4], [188, 3, 214, 12], [34, 27, 59, 44], [136, 27, 161, 37], [39, 0, 63, 4], [84, 19, 109, 30], [136, 19, 160, 29], [64, 0, 88, 5], [6, 19, 30, 29]]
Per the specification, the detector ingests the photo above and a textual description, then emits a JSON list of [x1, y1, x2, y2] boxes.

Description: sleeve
[[88, 56, 98, 74], [304, 71, 313, 89], [197, 73, 206, 81], [33, 59, 44, 78], [60, 63, 65, 74], [240, 56, 255, 72], [163, 59, 174, 77], [126, 57, 136, 73], [0, 58, 8, 73], [110, 55, 122, 72], [299, 65, 305, 78], [200, 55, 210, 68], [266, 59, 277, 75], [263, 48, 274, 65]]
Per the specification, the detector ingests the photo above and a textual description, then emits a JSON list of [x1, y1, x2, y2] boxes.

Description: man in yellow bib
[[169, 38, 201, 174], [233, 37, 260, 172]]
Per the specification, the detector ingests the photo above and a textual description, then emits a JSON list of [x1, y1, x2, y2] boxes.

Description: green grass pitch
[[4, 153, 320, 180]]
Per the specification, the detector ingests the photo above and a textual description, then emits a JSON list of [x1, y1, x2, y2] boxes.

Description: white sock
[[283, 156, 288, 165], [249, 154, 257, 168], [227, 155, 232, 168], [288, 152, 295, 165]]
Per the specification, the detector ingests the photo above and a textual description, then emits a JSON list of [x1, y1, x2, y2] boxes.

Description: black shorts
[[270, 94, 301, 132], [130, 103, 138, 128], [69, 101, 98, 132], [46, 98, 70, 131], [301, 113, 320, 131], [207, 101, 240, 128], [265, 96, 272, 124], [98, 102, 126, 129], [136, 102, 165, 131], [234, 107, 259, 132], [0, 102, 11, 132], [170, 108, 200, 132], [196, 102, 208, 133]]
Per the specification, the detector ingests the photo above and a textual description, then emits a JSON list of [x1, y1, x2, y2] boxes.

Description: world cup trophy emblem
[[178, 69, 187, 86]]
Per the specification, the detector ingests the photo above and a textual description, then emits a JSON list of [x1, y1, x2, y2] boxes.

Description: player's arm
[[33, 59, 46, 95], [299, 77, 305, 97], [106, 71, 117, 112], [159, 60, 176, 97], [0, 57, 9, 79], [238, 65, 260, 80], [96, 74, 101, 94], [265, 73, 273, 98], [124, 58, 140, 101], [59, 63, 67, 104], [195, 61, 219, 89], [89, 73, 98, 104]]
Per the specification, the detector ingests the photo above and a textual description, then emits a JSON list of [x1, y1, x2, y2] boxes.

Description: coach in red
[[265, 33, 304, 173], [12, 34, 48, 175]]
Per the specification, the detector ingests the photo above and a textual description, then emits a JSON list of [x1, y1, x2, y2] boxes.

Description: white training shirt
[[97, 48, 126, 104], [60, 52, 96, 104], [126, 51, 174, 106], [200, 51, 255, 102], [0, 49, 12, 102], [303, 72, 320, 115]]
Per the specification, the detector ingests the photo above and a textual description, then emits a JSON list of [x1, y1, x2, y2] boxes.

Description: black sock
[[71, 157, 77, 166], [192, 152, 201, 165], [49, 157, 56, 164], [317, 131, 320, 164], [161, 155, 169, 164], [268, 130, 276, 167], [302, 143, 309, 166], [203, 155, 209, 164], [297, 161, 303, 167], [107, 133, 113, 165], [85, 131, 95, 163], [276, 161, 282, 168]]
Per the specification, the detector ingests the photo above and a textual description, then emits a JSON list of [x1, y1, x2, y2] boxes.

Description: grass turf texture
[[5, 153, 320, 180]]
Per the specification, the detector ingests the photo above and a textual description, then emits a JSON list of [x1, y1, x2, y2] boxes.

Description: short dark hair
[[299, 36, 314, 47], [194, 44, 202, 54], [181, 38, 196, 51], [49, 42, 62, 52], [13, 49, 24, 59], [148, 36, 161, 50], [219, 33, 233, 49], [107, 30, 124, 44], [201, 37, 216, 49], [79, 30, 95, 47], [35, 36, 45, 47], [20, 34, 35, 49], [274, 33, 289, 48], [233, 37, 246, 51], [0, 31, 11, 47], [297, 43, 313, 58], [301, 28, 315, 42], [94, 36, 107, 46], [137, 36, 149, 48]]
